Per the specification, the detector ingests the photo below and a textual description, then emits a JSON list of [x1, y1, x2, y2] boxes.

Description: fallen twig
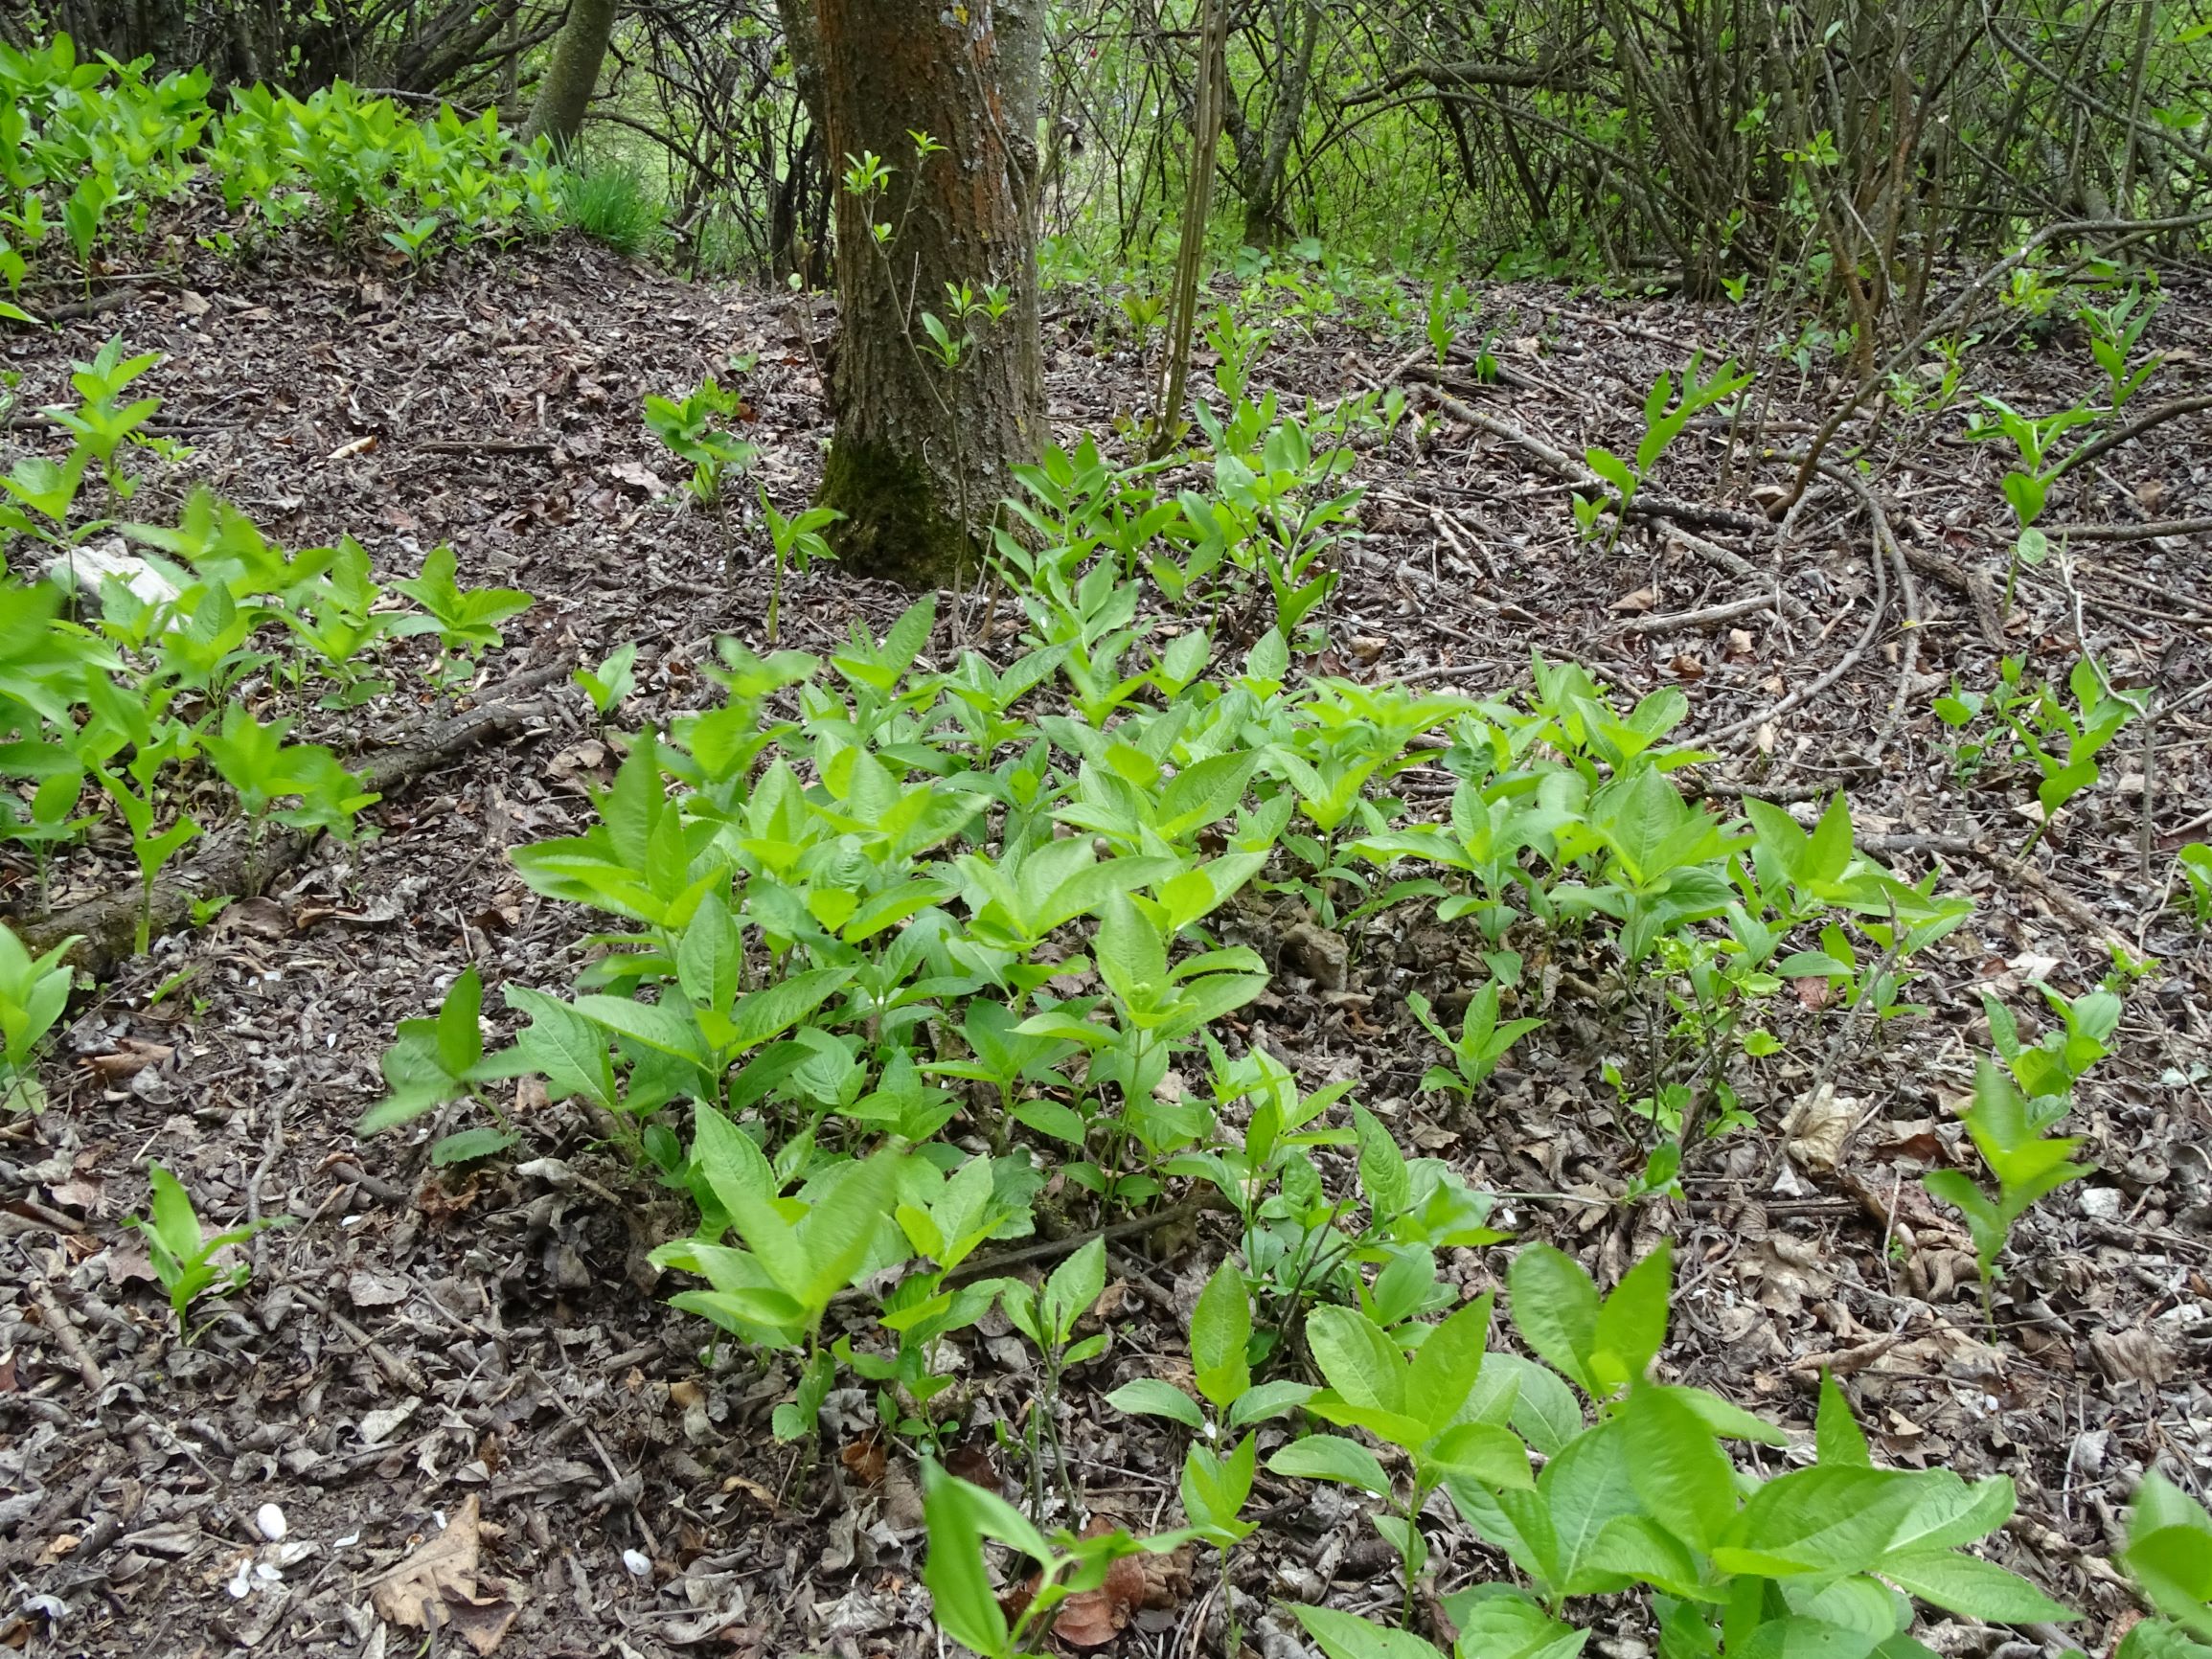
[[2049, 515, 2212, 542], [1612, 592, 1777, 634], [2050, 392, 2212, 480], [1820, 466, 1922, 764], [1664, 525, 1809, 623], [1701, 497, 1891, 748], [32, 1283, 107, 1394], [1411, 383, 1767, 535], [14, 658, 573, 976]]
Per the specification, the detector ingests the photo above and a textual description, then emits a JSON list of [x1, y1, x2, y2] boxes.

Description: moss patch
[[817, 438, 978, 589]]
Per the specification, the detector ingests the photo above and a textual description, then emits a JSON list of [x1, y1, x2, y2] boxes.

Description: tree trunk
[[522, 0, 619, 154], [1223, 0, 1321, 249], [810, 0, 1046, 588]]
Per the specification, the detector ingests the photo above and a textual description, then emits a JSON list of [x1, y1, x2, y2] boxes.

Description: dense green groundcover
[[6, 22, 2212, 1655], [0, 33, 561, 294]]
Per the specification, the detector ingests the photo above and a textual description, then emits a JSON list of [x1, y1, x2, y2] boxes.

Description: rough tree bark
[[797, 0, 1046, 588], [522, 0, 620, 153]]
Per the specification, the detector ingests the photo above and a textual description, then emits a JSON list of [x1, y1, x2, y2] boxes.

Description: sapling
[[650, 1127, 908, 1470], [756, 489, 839, 646], [643, 375, 757, 507], [1106, 1258, 1311, 1653], [129, 1164, 292, 1337], [999, 1236, 1109, 1520], [1964, 395, 2099, 617], [573, 641, 637, 719], [1983, 982, 2118, 1104], [1922, 1058, 2092, 1327], [95, 768, 199, 956], [0, 922, 76, 1114], [2117, 1470, 2212, 1653], [1407, 984, 1543, 1103], [1267, 1290, 1533, 1625], [360, 966, 523, 1165], [2179, 845, 2212, 925], [1575, 354, 1751, 548], [387, 545, 532, 686], [919, 1460, 1180, 1659], [843, 1151, 1038, 1453]]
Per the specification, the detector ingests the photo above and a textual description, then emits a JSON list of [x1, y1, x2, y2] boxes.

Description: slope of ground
[[1, 236, 2208, 1659]]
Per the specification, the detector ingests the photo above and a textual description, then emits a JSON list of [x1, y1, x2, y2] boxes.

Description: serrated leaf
[[430, 1126, 517, 1166], [1269, 1434, 1394, 1498], [1353, 1102, 1413, 1221], [726, 966, 853, 1054], [1306, 1305, 1407, 1418], [1191, 1257, 1252, 1410], [1509, 1243, 1602, 1397], [1879, 1550, 2076, 1622], [1291, 1604, 1447, 1659], [434, 966, 484, 1077], [1106, 1377, 1205, 1430]]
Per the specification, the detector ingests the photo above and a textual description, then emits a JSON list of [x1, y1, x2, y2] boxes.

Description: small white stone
[[622, 1548, 652, 1578], [2077, 1186, 2124, 1219], [255, 1503, 288, 1542]]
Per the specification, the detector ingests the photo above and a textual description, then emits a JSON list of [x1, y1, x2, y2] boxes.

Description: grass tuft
[[558, 164, 666, 259]]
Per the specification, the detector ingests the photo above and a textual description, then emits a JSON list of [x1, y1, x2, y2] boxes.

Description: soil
[[2, 232, 2209, 1659]]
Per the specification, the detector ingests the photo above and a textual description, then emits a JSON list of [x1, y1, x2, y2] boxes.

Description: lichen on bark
[[817, 438, 979, 592]]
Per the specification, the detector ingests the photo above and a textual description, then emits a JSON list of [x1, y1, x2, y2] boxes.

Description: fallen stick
[[15, 659, 572, 977], [2048, 515, 2212, 542], [32, 1283, 106, 1394], [1664, 526, 1809, 624], [1701, 508, 1891, 748], [2049, 392, 2212, 480], [1413, 382, 1769, 536], [1612, 593, 1777, 634], [827, 1197, 1220, 1309]]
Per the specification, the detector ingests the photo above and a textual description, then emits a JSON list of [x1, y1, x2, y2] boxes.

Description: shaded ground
[[2, 234, 2209, 1659]]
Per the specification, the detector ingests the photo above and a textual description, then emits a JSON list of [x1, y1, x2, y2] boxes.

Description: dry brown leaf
[[365, 1494, 518, 1652], [944, 1438, 1000, 1490], [720, 1473, 782, 1511], [1783, 1083, 1854, 1172], [1037, 1529, 1148, 1650], [2090, 1327, 2176, 1386], [80, 1039, 173, 1084], [215, 896, 292, 939], [1788, 1331, 1902, 1375], [1137, 1544, 1194, 1610], [1281, 922, 1349, 990], [839, 1433, 887, 1486], [1609, 586, 1657, 613]]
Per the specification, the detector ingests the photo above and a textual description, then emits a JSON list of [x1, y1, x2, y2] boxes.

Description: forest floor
[[2, 235, 2209, 1659]]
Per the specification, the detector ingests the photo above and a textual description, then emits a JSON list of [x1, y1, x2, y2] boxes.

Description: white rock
[[2077, 1186, 2124, 1219], [255, 1503, 287, 1542], [355, 1399, 418, 1446], [622, 1548, 652, 1578], [43, 538, 182, 608]]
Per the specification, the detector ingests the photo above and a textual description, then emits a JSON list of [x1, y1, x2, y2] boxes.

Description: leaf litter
[[0, 233, 2203, 1657]]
